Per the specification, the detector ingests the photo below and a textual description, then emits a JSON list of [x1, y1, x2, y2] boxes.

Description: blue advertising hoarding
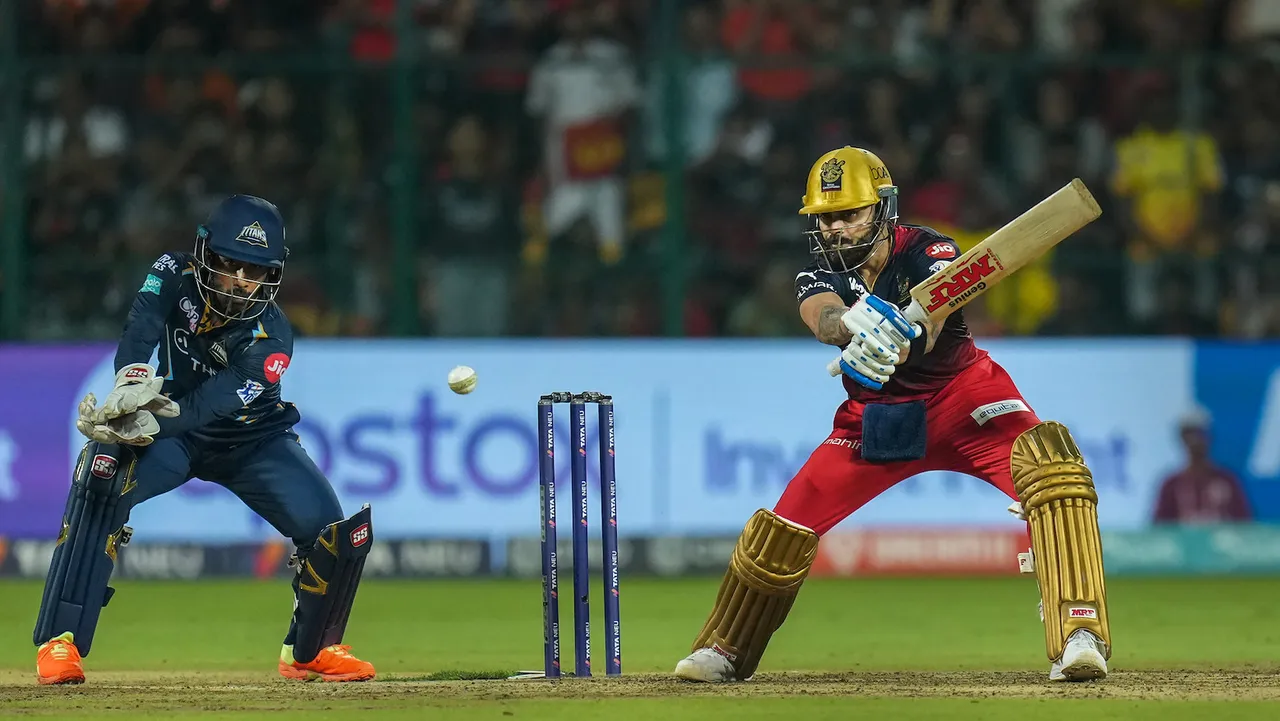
[[0, 338, 1271, 543], [1193, 342, 1280, 525]]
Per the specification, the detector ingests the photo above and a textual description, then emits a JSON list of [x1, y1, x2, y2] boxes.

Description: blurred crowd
[[8, 0, 1280, 339]]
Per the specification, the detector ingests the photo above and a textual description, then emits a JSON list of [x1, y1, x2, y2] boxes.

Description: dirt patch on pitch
[[3, 669, 1279, 710], [418, 670, 1280, 703]]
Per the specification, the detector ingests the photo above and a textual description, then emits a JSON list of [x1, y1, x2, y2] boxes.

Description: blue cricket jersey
[[114, 252, 300, 445]]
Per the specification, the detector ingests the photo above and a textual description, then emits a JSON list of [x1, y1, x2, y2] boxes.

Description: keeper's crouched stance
[[673, 147, 1110, 683], [34, 195, 376, 685]]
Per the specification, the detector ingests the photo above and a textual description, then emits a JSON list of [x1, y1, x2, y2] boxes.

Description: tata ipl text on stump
[[538, 392, 621, 678]]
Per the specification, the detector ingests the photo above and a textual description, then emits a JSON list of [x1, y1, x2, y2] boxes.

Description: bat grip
[[827, 357, 843, 378], [901, 299, 928, 326]]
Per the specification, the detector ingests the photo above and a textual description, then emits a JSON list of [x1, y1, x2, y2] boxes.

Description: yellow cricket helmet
[[800, 147, 900, 273], [799, 146, 895, 215]]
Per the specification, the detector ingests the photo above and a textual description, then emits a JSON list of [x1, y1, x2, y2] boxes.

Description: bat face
[[905, 179, 1101, 325], [917, 248, 1007, 315], [829, 179, 1101, 378]]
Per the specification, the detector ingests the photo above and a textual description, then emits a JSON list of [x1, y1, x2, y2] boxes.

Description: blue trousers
[[131, 431, 343, 545], [129, 430, 343, 645]]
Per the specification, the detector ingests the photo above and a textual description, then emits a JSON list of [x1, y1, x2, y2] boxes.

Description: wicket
[[537, 391, 621, 678]]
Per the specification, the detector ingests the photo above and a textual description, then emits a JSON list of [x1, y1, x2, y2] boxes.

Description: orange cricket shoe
[[278, 643, 375, 682], [36, 632, 85, 685]]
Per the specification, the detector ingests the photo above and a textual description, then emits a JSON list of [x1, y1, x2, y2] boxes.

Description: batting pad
[[691, 508, 819, 680], [1012, 421, 1111, 661], [292, 504, 373, 664], [34, 442, 136, 656]]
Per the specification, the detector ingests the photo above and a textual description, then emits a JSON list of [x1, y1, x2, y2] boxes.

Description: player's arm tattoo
[[816, 304, 853, 347], [799, 292, 851, 346]]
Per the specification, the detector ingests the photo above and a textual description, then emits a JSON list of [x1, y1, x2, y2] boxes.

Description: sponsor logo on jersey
[[91, 454, 118, 479], [822, 437, 862, 452], [925, 242, 958, 260], [179, 297, 201, 332], [152, 254, 178, 273], [140, 274, 164, 296], [970, 399, 1030, 426], [236, 221, 269, 247], [263, 353, 290, 383], [170, 328, 217, 377], [236, 379, 265, 407], [928, 260, 950, 274], [796, 281, 838, 299]]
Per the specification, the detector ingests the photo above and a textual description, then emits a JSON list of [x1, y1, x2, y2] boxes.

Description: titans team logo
[[236, 221, 269, 248]]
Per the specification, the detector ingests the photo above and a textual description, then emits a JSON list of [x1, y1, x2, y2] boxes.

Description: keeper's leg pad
[[690, 508, 819, 680], [291, 504, 372, 664], [33, 442, 137, 656], [1011, 421, 1111, 661]]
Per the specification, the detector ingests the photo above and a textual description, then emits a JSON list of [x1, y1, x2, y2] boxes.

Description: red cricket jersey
[[794, 224, 987, 404]]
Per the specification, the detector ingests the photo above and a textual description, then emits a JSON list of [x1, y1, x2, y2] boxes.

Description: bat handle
[[827, 356, 843, 378], [902, 299, 928, 326]]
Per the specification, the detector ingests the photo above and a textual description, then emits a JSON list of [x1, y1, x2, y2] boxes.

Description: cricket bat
[[828, 178, 1102, 377]]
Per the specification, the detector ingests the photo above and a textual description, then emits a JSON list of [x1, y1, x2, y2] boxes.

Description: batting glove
[[840, 294, 922, 364]]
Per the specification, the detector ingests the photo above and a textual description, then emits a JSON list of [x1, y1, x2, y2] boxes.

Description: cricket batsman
[[34, 195, 376, 684], [674, 147, 1110, 683]]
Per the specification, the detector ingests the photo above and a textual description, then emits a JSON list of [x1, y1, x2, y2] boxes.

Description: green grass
[[7, 698, 1279, 721], [2, 576, 1278, 719]]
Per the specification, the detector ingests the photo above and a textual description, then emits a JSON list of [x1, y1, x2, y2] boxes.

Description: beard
[[210, 285, 260, 318], [812, 226, 887, 273]]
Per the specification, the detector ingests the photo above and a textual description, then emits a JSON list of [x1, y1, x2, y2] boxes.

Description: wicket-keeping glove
[[93, 363, 180, 423], [77, 393, 160, 446]]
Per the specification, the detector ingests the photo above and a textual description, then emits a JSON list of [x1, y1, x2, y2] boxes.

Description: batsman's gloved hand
[[93, 363, 180, 423], [826, 294, 923, 388], [77, 392, 160, 446], [835, 341, 898, 390], [840, 294, 922, 366]]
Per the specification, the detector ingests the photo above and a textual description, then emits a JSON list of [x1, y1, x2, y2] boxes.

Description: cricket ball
[[447, 365, 477, 395]]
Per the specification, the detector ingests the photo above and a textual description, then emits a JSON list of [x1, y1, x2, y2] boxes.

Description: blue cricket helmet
[[202, 194, 288, 267], [194, 195, 290, 322]]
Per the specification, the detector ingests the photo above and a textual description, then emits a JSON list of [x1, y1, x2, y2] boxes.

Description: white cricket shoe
[[1049, 629, 1108, 682], [674, 647, 736, 683]]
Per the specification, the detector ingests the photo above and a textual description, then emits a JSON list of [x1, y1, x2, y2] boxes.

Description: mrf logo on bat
[[922, 249, 1005, 314]]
